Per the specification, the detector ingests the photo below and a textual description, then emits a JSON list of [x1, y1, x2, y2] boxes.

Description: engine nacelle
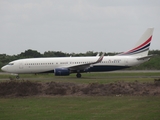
[[54, 68, 70, 76]]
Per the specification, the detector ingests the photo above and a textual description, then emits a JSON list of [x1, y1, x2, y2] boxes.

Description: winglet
[[95, 52, 105, 63], [96, 52, 100, 57]]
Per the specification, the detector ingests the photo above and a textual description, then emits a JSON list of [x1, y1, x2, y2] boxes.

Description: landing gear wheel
[[16, 76, 19, 79], [76, 73, 81, 78]]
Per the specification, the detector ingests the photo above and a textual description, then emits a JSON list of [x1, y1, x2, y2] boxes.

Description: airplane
[[1, 28, 154, 78]]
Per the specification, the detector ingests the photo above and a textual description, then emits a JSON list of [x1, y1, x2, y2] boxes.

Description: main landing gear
[[76, 73, 81, 78], [16, 75, 19, 79]]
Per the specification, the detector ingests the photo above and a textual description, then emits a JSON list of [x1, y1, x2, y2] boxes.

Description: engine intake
[[54, 68, 70, 76]]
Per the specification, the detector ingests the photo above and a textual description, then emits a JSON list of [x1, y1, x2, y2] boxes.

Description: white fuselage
[[1, 56, 148, 74]]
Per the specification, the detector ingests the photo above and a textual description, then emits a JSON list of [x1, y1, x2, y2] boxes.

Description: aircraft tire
[[76, 73, 81, 78], [16, 76, 19, 79]]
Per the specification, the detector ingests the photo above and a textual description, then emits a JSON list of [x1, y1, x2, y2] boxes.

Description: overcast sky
[[0, 0, 160, 55]]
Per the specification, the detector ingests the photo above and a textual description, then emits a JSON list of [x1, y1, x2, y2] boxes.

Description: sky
[[0, 0, 160, 55]]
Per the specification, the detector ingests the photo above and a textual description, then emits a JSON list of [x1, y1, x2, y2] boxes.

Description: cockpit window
[[8, 63, 14, 65]]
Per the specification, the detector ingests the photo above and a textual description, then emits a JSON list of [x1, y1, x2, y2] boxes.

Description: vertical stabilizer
[[119, 28, 154, 56]]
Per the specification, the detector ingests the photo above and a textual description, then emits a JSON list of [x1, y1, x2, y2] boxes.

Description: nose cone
[[1, 66, 8, 72]]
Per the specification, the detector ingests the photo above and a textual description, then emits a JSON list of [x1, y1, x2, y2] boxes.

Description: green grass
[[0, 96, 160, 120], [1, 71, 160, 78], [0, 72, 160, 84], [0, 72, 160, 120]]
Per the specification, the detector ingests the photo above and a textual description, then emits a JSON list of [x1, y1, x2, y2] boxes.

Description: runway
[[0, 70, 160, 81], [0, 70, 160, 75]]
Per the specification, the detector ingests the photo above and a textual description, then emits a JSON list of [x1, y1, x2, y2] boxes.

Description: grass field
[[0, 71, 160, 120], [0, 96, 160, 120]]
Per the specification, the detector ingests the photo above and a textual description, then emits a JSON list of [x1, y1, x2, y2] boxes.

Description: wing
[[69, 53, 105, 71]]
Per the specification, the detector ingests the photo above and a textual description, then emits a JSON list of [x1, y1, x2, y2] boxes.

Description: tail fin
[[119, 28, 154, 56]]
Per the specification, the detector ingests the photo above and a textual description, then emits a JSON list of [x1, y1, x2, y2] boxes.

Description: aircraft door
[[19, 62, 23, 69]]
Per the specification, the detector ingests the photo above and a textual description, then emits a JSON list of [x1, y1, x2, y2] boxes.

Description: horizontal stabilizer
[[137, 54, 154, 60]]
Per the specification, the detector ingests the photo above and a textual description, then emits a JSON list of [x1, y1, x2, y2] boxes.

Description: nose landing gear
[[9, 74, 19, 80]]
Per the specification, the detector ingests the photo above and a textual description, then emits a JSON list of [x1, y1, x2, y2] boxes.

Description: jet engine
[[54, 68, 70, 76]]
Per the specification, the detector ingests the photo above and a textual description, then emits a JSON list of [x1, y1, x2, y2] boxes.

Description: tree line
[[0, 49, 160, 70]]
